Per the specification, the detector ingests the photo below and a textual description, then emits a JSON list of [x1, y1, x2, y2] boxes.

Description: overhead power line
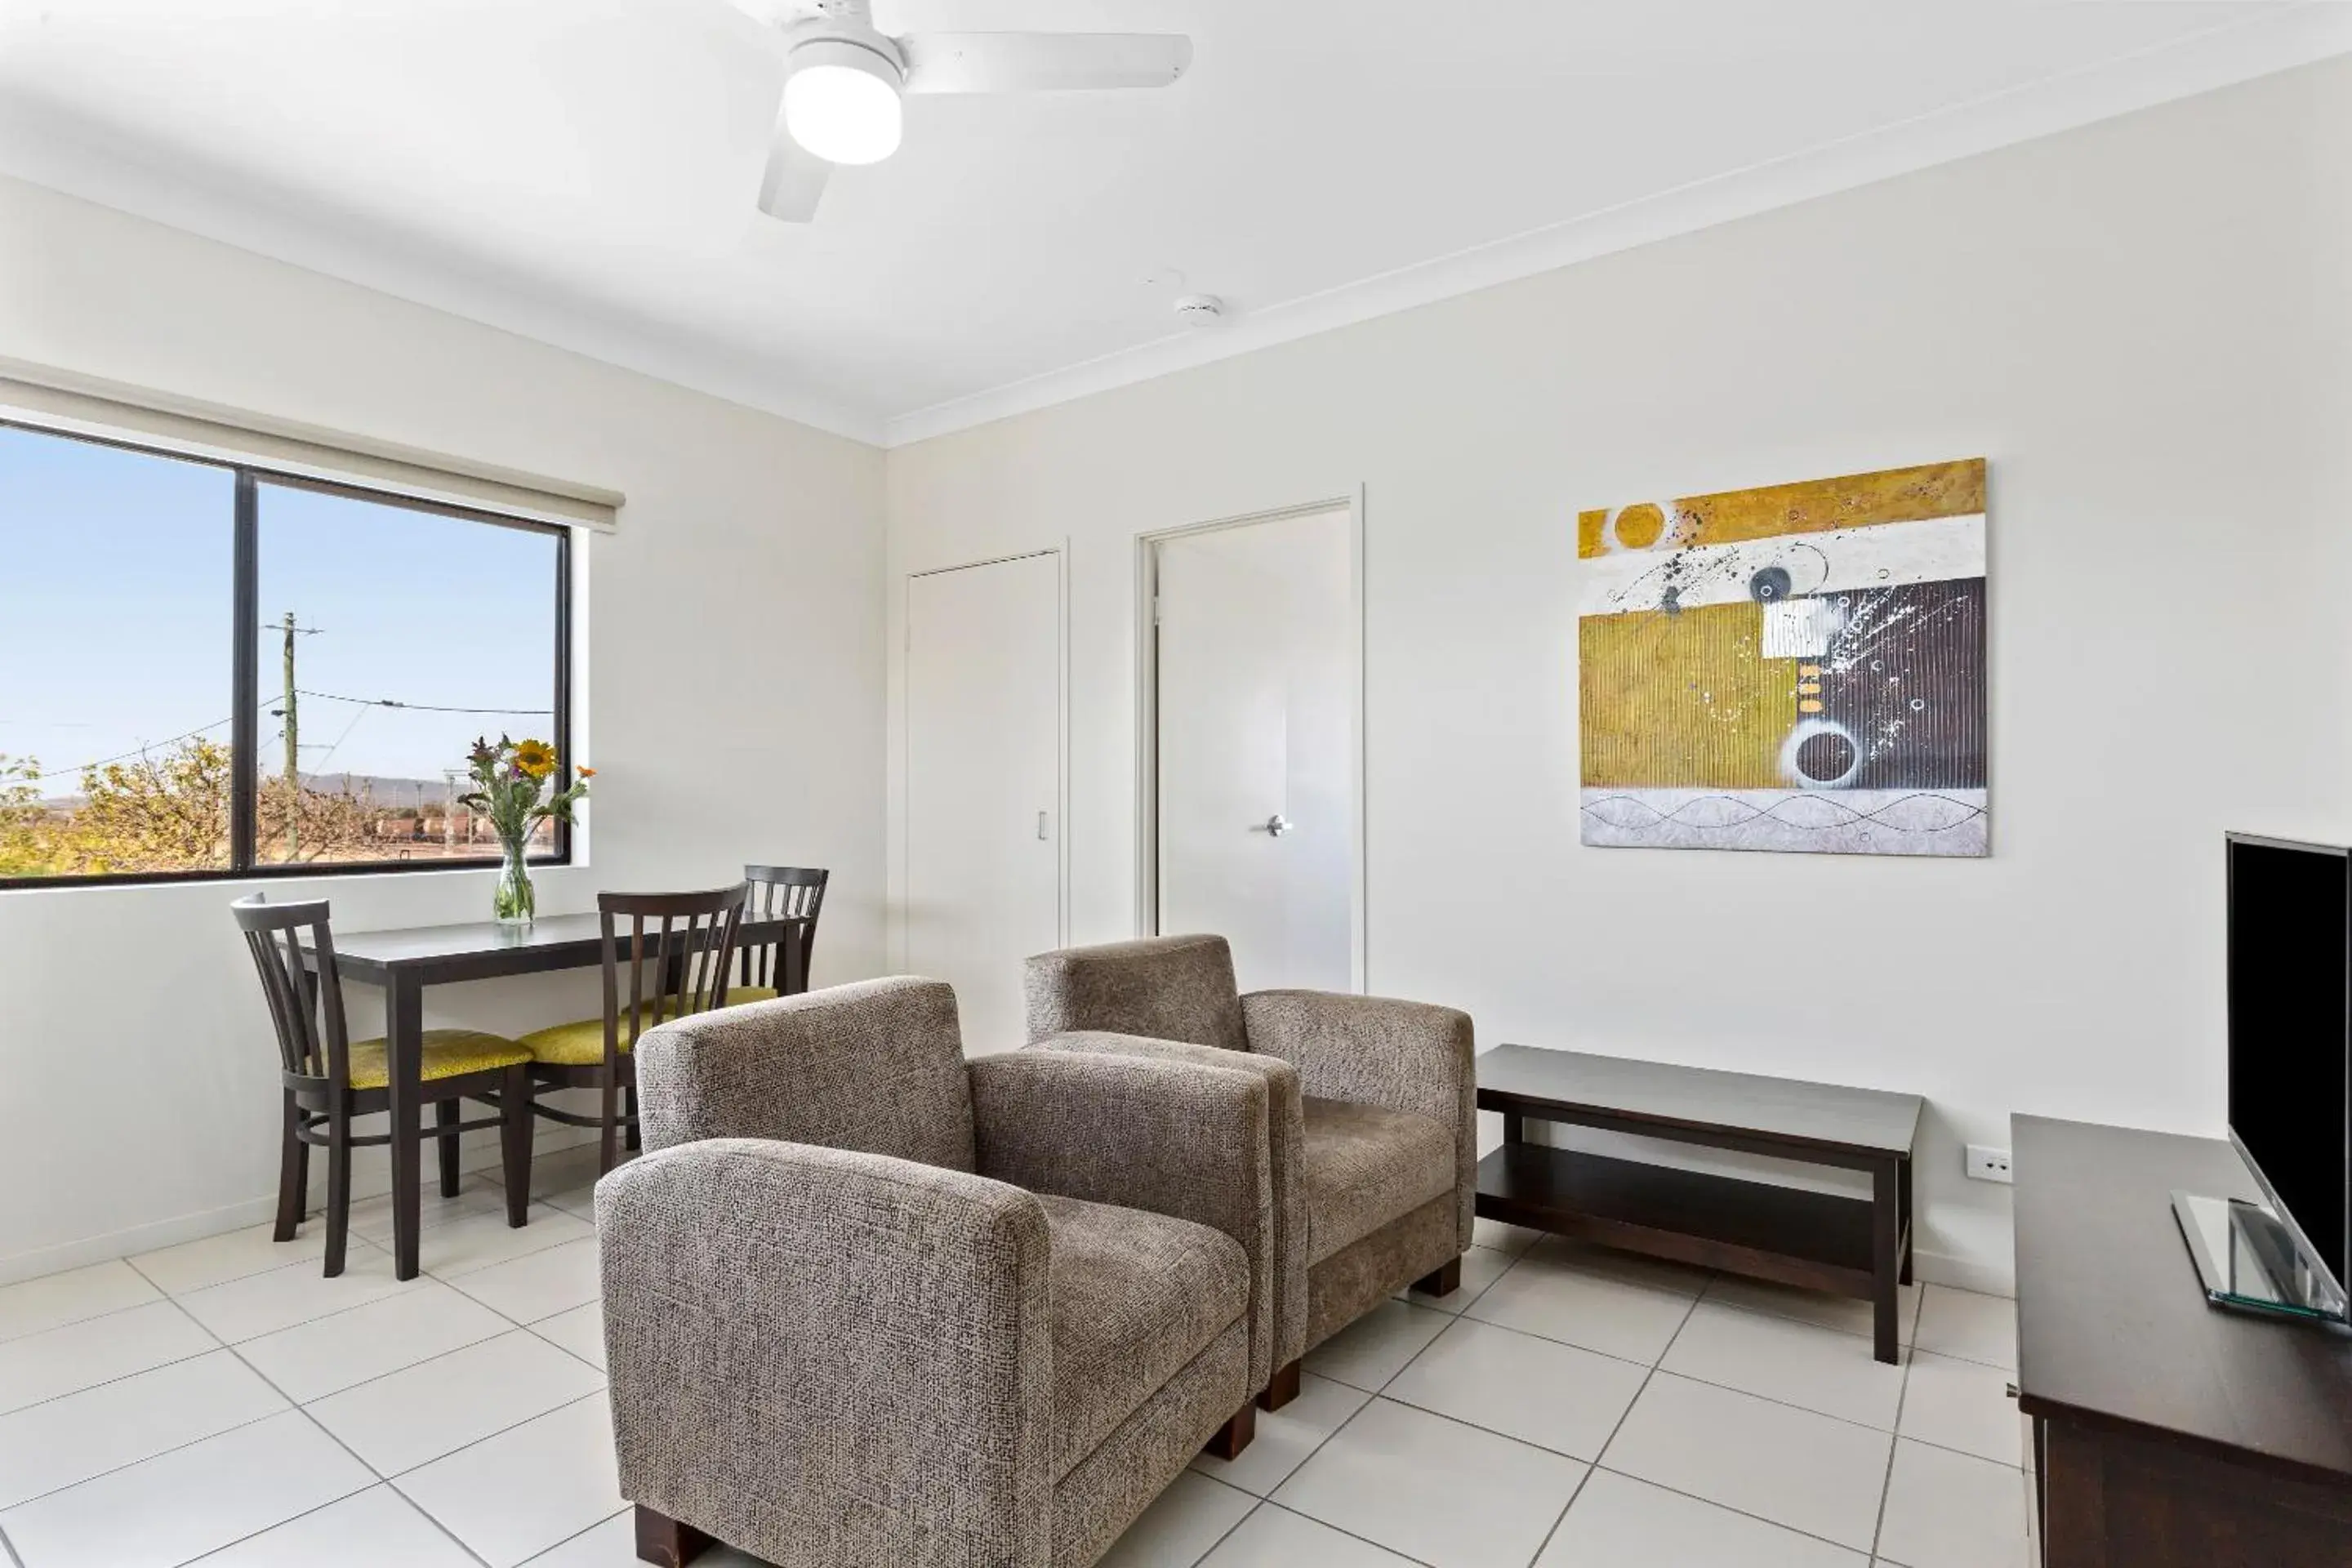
[[295, 688, 552, 717], [16, 719, 234, 787]]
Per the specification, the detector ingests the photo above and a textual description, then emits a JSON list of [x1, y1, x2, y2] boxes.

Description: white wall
[[0, 176, 888, 1282], [886, 57, 2352, 1291]]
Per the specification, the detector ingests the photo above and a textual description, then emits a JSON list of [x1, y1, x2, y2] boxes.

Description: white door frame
[[1134, 491, 1368, 994], [897, 545, 1071, 972]]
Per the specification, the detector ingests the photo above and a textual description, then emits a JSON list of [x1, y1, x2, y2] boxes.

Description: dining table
[[305, 909, 811, 1279]]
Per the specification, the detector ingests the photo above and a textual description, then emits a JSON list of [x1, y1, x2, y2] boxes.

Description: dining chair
[[727, 864, 827, 1003], [232, 895, 534, 1277], [519, 884, 750, 1174]]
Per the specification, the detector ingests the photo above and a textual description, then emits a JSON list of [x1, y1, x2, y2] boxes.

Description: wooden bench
[[1475, 1045, 1922, 1363]]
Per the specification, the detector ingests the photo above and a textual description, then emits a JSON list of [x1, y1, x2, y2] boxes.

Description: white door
[[1155, 509, 1355, 996], [905, 553, 1061, 1054]]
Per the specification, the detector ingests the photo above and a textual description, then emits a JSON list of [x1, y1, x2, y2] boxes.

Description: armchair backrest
[[1022, 934, 1248, 1054], [632, 975, 978, 1172]]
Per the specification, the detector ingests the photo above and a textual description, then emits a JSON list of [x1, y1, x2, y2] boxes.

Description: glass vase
[[493, 833, 536, 927]]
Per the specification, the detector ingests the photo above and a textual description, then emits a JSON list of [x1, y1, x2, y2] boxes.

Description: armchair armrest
[[1241, 990, 1477, 1250], [598, 1138, 1054, 1568], [969, 1049, 1276, 1392], [1027, 1031, 1307, 1374]]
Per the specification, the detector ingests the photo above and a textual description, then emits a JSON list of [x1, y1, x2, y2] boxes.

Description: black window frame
[[0, 417, 575, 890]]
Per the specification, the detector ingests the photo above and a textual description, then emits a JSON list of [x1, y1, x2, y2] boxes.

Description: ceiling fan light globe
[[783, 43, 903, 167]]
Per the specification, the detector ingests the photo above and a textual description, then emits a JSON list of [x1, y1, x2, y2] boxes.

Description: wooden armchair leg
[[1201, 1400, 1255, 1461], [633, 1503, 713, 1567], [1412, 1255, 1462, 1298], [1258, 1358, 1302, 1412]]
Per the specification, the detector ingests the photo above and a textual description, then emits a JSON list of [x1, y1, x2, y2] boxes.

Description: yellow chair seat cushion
[[728, 986, 780, 1004], [345, 1029, 531, 1091], [520, 1016, 641, 1067]]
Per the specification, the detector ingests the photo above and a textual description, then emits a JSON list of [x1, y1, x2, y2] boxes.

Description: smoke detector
[[1174, 293, 1224, 327]]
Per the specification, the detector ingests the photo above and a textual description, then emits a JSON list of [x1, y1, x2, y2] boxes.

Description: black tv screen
[[2228, 834, 2352, 1294]]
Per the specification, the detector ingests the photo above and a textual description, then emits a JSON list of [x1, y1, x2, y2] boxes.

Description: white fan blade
[[757, 117, 831, 222], [900, 33, 1192, 95]]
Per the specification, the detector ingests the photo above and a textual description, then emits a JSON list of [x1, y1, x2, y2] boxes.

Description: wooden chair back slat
[[738, 865, 828, 993]]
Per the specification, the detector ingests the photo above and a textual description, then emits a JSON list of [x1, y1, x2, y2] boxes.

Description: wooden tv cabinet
[[1472, 1045, 1920, 1363], [2015, 1116, 2352, 1566]]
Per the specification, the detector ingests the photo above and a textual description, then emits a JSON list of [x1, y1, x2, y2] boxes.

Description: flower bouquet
[[461, 736, 590, 926]]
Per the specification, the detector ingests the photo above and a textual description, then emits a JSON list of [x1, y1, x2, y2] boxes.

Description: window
[[0, 421, 572, 885]]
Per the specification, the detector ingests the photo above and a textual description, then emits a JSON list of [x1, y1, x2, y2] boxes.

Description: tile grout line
[[0, 1273, 292, 1517], [1524, 1268, 1711, 1566], [380, 1387, 608, 1486], [513, 1504, 629, 1567], [1258, 1495, 1443, 1566], [1866, 1286, 1927, 1561], [199, 1296, 496, 1568]]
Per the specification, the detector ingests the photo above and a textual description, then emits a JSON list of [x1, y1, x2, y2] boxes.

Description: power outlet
[[1966, 1144, 2014, 1184]]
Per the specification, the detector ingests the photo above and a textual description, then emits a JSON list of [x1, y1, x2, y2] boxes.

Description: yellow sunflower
[[511, 738, 558, 780]]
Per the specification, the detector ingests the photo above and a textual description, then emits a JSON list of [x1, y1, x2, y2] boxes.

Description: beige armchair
[[600, 976, 1277, 1568], [1025, 934, 1475, 1410]]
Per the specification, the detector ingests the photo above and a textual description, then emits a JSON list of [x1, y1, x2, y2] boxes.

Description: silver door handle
[[1254, 814, 1292, 838]]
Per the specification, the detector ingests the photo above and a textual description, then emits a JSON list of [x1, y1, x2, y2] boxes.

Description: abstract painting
[[1577, 459, 1987, 857]]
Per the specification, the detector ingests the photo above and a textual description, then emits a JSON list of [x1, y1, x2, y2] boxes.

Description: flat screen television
[[2223, 832, 2352, 1308]]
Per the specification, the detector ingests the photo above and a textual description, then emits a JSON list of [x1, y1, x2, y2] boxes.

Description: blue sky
[[1, 424, 560, 795]]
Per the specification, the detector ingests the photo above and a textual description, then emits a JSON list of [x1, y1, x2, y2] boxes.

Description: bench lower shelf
[[1475, 1143, 1896, 1301]]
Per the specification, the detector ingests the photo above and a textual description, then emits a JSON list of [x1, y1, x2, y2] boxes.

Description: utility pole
[[281, 612, 301, 859]]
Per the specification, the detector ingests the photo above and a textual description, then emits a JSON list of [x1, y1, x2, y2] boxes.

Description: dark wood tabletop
[[1479, 1044, 1923, 1159], [319, 911, 808, 987], [2014, 1114, 2352, 1487]]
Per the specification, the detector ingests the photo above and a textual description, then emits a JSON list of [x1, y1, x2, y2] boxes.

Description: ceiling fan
[[728, 0, 1192, 222]]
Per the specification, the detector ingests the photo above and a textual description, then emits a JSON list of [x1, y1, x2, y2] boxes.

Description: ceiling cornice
[[879, 2, 2352, 448], [0, 122, 891, 448]]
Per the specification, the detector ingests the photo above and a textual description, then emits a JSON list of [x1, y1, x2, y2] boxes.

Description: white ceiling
[[2, 1, 2348, 445]]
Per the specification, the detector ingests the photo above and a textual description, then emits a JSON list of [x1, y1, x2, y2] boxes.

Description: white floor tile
[[1192, 1374, 1370, 1496], [1384, 1318, 1648, 1461], [539, 1183, 603, 1223], [347, 1180, 510, 1245], [528, 1301, 609, 1372], [1701, 1273, 1921, 1347], [1472, 1218, 1545, 1258], [0, 1299, 216, 1416], [0, 1350, 287, 1510], [132, 1224, 329, 1297], [1097, 1471, 1256, 1568], [1300, 1300, 1452, 1392], [517, 1510, 633, 1566], [417, 1207, 595, 1281], [398, 1393, 623, 1567], [1874, 1437, 2030, 1568], [0, 1410, 368, 1568], [1898, 1350, 2025, 1468], [1199, 1504, 1418, 1566], [1912, 1287, 2016, 1371], [1273, 1397, 1586, 1568], [0, 1261, 163, 1343], [196, 1481, 480, 1566], [1538, 1468, 1865, 1567], [1601, 1373, 1891, 1552], [307, 1330, 604, 1477], [450, 1237, 603, 1323], [1463, 1250, 1699, 1366], [1396, 1245, 1516, 1316], [1661, 1302, 1906, 1430], [175, 1245, 421, 1344], [238, 1282, 513, 1404]]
